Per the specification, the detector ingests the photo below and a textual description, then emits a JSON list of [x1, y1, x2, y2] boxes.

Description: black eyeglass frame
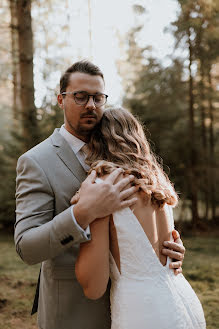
[[61, 91, 108, 106]]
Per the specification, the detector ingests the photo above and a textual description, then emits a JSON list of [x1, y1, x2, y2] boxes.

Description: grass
[[182, 235, 219, 329], [0, 232, 218, 328], [0, 233, 39, 329]]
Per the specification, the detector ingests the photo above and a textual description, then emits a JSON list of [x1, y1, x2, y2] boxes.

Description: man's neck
[[64, 125, 90, 143]]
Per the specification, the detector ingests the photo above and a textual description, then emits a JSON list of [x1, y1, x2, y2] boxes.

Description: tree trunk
[[188, 29, 199, 227], [16, 0, 39, 150], [207, 69, 216, 221], [199, 62, 209, 220], [9, 0, 21, 127]]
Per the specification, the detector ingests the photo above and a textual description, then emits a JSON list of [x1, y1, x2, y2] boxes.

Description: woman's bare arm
[[75, 216, 110, 300]]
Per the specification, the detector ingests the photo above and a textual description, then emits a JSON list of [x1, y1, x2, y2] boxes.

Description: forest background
[[0, 0, 218, 328]]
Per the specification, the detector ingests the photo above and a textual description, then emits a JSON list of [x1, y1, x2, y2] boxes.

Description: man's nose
[[85, 96, 96, 110]]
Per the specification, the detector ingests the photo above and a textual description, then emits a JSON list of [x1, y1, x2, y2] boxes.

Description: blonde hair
[[86, 107, 178, 207]]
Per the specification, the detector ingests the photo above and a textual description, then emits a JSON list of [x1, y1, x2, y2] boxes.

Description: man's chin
[[79, 121, 97, 132], [81, 119, 98, 128]]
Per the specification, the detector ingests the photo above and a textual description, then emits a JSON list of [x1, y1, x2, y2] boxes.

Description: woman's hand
[[162, 230, 185, 275]]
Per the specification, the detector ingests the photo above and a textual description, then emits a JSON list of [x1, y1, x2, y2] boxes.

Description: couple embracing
[[15, 61, 206, 329]]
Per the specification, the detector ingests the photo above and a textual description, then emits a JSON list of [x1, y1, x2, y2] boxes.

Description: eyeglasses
[[61, 91, 108, 106]]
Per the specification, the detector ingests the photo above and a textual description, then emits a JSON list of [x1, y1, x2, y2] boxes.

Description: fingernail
[[163, 241, 168, 246]]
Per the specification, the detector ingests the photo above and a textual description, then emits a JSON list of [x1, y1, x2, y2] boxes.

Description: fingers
[[70, 195, 79, 205], [106, 168, 135, 189], [162, 248, 184, 261], [169, 261, 182, 269], [115, 175, 135, 192], [163, 241, 185, 254], [119, 186, 138, 201], [120, 197, 138, 209], [170, 261, 183, 275], [70, 196, 76, 205], [70, 190, 80, 205], [174, 268, 182, 276], [84, 170, 96, 184], [172, 229, 180, 241], [172, 230, 186, 254], [106, 168, 124, 184]]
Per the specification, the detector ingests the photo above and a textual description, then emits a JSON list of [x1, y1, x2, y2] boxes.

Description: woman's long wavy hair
[[86, 107, 178, 207]]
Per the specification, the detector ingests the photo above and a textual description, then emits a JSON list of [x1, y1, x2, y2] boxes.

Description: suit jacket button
[[60, 235, 74, 245]]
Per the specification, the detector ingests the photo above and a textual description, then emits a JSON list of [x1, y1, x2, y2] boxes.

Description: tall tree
[[171, 0, 219, 224], [119, 28, 190, 213], [172, 2, 200, 226], [188, 25, 199, 226], [204, 5, 219, 221], [193, 0, 219, 220], [119, 1, 219, 226], [16, 0, 39, 150], [9, 0, 21, 128]]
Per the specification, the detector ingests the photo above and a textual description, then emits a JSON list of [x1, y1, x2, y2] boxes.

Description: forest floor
[[0, 232, 218, 329]]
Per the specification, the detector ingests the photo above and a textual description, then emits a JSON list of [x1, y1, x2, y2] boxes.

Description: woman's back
[[109, 192, 206, 329], [109, 191, 172, 273], [133, 191, 171, 266]]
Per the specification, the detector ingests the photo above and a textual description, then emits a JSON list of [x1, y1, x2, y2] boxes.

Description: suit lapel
[[50, 129, 87, 183]]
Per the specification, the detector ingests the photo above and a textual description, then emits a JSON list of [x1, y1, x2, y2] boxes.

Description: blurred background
[[0, 0, 218, 328]]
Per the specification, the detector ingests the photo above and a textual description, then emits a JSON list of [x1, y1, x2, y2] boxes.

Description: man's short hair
[[60, 60, 104, 94]]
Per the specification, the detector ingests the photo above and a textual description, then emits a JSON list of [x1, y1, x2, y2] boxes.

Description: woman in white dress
[[75, 107, 206, 329]]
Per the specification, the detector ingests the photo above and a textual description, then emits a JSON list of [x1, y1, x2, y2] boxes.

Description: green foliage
[[123, 53, 192, 200], [120, 1, 219, 222], [38, 103, 64, 140], [0, 102, 64, 228], [0, 131, 25, 228]]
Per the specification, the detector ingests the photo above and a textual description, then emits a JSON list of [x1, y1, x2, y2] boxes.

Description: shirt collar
[[59, 125, 85, 154]]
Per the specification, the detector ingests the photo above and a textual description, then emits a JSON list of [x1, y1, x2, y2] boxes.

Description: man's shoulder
[[21, 135, 52, 158], [18, 129, 62, 163]]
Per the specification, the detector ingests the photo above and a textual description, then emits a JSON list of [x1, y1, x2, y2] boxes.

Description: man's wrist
[[73, 203, 94, 229], [70, 205, 90, 237]]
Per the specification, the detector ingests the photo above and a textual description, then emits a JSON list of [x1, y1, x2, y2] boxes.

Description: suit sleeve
[[15, 153, 90, 265]]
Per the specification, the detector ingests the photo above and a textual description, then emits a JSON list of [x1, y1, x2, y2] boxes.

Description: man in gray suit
[[15, 60, 185, 329]]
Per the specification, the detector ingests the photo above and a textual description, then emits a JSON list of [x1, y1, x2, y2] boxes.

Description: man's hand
[[71, 191, 80, 205], [162, 229, 185, 275], [73, 169, 138, 229]]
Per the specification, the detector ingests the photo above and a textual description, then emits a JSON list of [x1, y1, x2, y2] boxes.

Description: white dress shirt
[[59, 125, 90, 236]]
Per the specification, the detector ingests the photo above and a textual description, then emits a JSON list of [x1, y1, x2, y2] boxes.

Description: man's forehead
[[68, 72, 104, 84], [67, 72, 105, 93]]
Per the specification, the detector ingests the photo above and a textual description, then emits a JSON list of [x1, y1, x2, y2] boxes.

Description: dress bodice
[[109, 205, 174, 281], [95, 178, 206, 329]]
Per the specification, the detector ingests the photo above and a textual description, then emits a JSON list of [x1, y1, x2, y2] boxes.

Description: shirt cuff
[[71, 205, 91, 238]]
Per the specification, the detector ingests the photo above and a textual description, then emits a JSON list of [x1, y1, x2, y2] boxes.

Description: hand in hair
[[72, 169, 138, 229]]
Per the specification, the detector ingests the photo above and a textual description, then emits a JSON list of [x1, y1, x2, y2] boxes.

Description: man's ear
[[57, 94, 64, 110]]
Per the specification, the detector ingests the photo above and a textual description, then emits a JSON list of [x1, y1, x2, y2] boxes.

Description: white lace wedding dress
[[109, 206, 206, 329]]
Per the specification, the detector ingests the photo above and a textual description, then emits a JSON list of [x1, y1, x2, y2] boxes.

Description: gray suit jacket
[[15, 129, 111, 329]]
